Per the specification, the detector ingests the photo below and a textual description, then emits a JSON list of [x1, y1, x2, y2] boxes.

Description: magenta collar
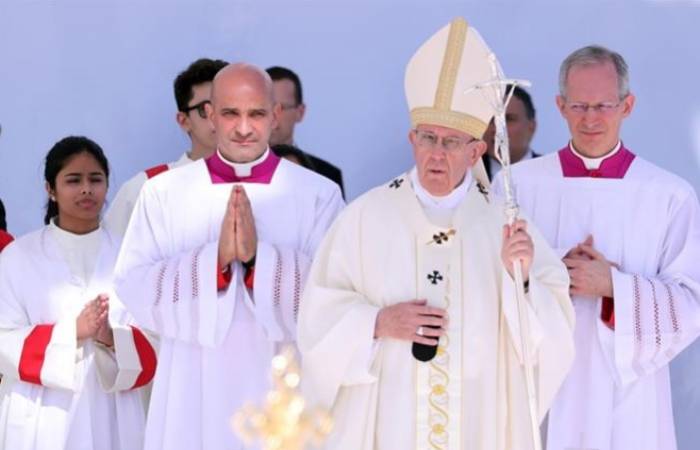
[[205, 150, 281, 184], [558, 143, 635, 179]]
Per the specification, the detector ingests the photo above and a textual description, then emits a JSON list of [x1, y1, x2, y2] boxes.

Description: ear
[[528, 118, 537, 138], [204, 102, 215, 130], [45, 181, 54, 200], [469, 140, 487, 165], [176, 111, 190, 133], [272, 102, 282, 129], [408, 128, 417, 146], [556, 95, 567, 116], [621, 93, 635, 118], [295, 103, 306, 123]]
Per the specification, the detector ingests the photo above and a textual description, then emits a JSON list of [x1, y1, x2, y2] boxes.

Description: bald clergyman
[[114, 62, 344, 450]]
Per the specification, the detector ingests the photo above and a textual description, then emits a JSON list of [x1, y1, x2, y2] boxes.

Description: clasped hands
[[563, 235, 616, 298], [218, 185, 257, 270], [76, 293, 113, 347]]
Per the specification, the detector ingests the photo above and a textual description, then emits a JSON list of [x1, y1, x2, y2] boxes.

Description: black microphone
[[412, 324, 440, 362]]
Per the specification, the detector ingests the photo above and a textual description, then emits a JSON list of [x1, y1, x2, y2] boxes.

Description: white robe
[[103, 152, 191, 238], [0, 223, 155, 450], [298, 171, 575, 450], [494, 151, 700, 450], [114, 157, 344, 450]]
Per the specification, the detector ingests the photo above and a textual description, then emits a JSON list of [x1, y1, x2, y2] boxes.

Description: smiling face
[[46, 151, 107, 233], [410, 124, 486, 196], [208, 64, 281, 163], [556, 61, 635, 157]]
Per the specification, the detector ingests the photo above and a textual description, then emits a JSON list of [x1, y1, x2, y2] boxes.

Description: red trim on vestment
[[130, 326, 157, 389], [0, 230, 13, 252], [244, 267, 255, 290], [144, 164, 170, 179], [217, 265, 232, 291], [601, 296, 616, 330], [18, 324, 55, 385]]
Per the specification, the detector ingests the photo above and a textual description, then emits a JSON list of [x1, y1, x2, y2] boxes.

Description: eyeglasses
[[414, 130, 475, 152], [183, 100, 211, 119], [565, 100, 623, 115]]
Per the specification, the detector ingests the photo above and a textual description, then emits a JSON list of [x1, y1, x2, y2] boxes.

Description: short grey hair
[[559, 45, 630, 99]]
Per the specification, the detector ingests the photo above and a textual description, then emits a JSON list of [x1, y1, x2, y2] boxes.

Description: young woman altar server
[[0, 136, 156, 450]]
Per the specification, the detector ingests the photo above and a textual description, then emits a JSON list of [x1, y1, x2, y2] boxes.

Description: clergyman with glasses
[[103, 57, 227, 238], [493, 45, 700, 450], [298, 18, 574, 450]]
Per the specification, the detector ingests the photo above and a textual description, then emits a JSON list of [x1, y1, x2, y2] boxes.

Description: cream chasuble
[[298, 171, 575, 450]]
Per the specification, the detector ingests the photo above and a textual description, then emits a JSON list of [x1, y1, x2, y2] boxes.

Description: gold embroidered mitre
[[405, 17, 503, 138], [405, 17, 504, 187]]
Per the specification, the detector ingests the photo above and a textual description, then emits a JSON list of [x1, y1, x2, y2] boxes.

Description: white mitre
[[405, 17, 504, 188]]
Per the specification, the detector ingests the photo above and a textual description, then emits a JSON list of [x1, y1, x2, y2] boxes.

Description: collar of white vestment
[[409, 167, 472, 211], [206, 148, 281, 184], [48, 219, 102, 247], [385, 170, 490, 246], [410, 168, 474, 228], [570, 140, 621, 170], [559, 141, 635, 179]]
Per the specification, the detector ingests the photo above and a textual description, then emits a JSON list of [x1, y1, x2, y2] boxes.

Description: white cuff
[[41, 317, 78, 391]]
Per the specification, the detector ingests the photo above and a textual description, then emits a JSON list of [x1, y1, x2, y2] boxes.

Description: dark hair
[[174, 58, 228, 112], [44, 136, 110, 225], [271, 144, 316, 171], [0, 198, 6, 231], [266, 66, 303, 105], [509, 85, 536, 120]]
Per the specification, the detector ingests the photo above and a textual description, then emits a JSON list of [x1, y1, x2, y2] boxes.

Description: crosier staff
[[465, 54, 541, 450]]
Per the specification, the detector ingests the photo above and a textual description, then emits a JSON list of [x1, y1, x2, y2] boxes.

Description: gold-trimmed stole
[[415, 229, 463, 450]]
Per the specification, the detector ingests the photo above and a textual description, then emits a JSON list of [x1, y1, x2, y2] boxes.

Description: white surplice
[[494, 149, 700, 450], [103, 152, 191, 238], [298, 170, 575, 450], [114, 154, 344, 450], [0, 223, 155, 450]]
